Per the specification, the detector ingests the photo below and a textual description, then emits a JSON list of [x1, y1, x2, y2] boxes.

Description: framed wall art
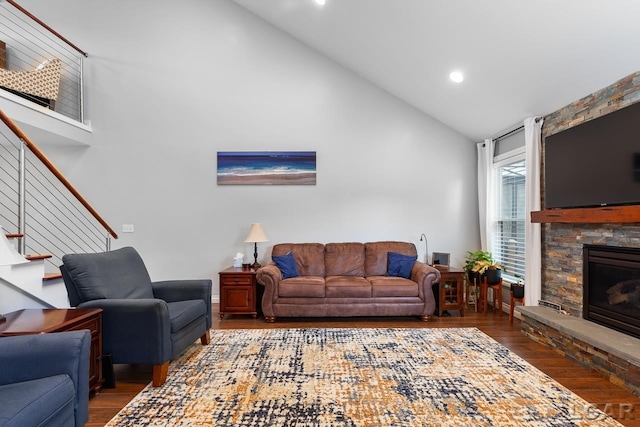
[[217, 151, 316, 185]]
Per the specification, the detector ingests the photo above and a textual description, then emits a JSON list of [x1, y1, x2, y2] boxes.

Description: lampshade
[[244, 223, 268, 243]]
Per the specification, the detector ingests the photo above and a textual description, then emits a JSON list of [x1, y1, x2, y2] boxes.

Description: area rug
[[106, 327, 622, 426]]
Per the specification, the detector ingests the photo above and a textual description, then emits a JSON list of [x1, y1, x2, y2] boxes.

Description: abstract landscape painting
[[217, 151, 316, 185]]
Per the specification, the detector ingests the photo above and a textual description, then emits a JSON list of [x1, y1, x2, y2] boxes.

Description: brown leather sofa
[[256, 241, 441, 322]]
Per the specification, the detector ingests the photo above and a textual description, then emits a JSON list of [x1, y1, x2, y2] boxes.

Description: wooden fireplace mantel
[[531, 205, 640, 224]]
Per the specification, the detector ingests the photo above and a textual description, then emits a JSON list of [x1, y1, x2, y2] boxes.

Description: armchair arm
[[78, 299, 172, 365], [152, 279, 212, 329], [256, 263, 282, 319], [410, 261, 441, 316], [0, 330, 90, 426]]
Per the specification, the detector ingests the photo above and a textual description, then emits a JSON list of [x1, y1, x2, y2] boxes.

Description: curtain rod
[[494, 117, 542, 142], [495, 125, 523, 141]]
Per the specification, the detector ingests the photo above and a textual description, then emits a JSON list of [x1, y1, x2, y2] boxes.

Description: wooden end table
[[434, 266, 465, 317], [219, 266, 261, 319], [0, 308, 104, 393]]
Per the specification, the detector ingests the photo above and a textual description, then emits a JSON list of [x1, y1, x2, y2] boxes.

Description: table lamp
[[244, 223, 268, 269]]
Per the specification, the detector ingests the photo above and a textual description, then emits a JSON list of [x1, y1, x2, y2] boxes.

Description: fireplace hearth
[[583, 245, 640, 339]]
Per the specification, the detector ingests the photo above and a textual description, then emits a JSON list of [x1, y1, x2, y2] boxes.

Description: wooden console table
[[434, 266, 465, 317], [0, 308, 104, 393]]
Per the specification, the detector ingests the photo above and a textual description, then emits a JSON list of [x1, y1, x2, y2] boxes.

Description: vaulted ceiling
[[232, 0, 640, 141]]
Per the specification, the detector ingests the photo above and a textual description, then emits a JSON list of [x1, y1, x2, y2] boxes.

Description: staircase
[[0, 229, 69, 313], [0, 109, 117, 316], [0, 3, 115, 316]]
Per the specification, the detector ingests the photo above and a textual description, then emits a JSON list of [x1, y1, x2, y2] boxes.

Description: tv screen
[[544, 101, 640, 209]]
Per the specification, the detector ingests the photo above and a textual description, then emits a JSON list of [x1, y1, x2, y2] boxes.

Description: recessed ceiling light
[[449, 71, 464, 83], [314, 0, 326, 5]]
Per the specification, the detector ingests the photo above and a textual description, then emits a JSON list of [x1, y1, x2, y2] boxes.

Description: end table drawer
[[73, 318, 101, 335], [221, 275, 253, 286]]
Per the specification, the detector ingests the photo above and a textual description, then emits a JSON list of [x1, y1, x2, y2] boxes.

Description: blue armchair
[[0, 330, 90, 427], [60, 247, 212, 386]]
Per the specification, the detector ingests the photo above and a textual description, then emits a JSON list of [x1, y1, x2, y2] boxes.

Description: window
[[491, 153, 526, 282]]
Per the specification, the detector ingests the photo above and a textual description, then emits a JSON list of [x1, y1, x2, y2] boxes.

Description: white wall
[[20, 0, 479, 299]]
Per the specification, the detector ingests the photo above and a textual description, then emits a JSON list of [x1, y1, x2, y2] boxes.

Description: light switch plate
[[122, 224, 134, 233]]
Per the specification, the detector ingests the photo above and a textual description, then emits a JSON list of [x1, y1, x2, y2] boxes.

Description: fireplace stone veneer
[[518, 306, 640, 397]]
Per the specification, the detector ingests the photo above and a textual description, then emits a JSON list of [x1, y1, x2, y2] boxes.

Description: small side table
[[434, 266, 465, 317], [219, 266, 260, 319], [0, 308, 104, 394], [479, 277, 503, 316]]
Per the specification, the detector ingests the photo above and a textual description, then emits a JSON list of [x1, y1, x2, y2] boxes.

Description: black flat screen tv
[[544, 101, 640, 209]]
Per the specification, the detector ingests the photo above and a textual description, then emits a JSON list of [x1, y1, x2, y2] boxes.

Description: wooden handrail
[[0, 108, 118, 239], [6, 0, 88, 57]]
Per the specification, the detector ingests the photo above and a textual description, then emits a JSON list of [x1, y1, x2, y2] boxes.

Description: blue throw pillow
[[387, 252, 417, 279], [272, 252, 299, 279]]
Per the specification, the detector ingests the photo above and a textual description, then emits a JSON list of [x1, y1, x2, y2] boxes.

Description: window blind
[[492, 159, 526, 282]]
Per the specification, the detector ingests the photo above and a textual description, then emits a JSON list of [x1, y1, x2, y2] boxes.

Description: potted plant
[[511, 275, 525, 298], [464, 250, 493, 283], [472, 259, 504, 284], [464, 250, 505, 285]]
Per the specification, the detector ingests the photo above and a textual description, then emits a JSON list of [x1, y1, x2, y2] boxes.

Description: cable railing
[[0, 0, 85, 122], [0, 108, 116, 273]]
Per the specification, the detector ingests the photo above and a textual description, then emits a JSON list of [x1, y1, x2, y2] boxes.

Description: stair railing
[[0, 107, 117, 272], [0, 0, 86, 122]]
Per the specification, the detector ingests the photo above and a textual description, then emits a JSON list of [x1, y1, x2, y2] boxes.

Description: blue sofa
[[0, 330, 90, 427]]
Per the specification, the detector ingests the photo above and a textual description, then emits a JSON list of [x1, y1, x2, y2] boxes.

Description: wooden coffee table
[[0, 308, 104, 393]]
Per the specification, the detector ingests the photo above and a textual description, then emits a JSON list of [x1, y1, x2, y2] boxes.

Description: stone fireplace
[[517, 71, 640, 397], [539, 71, 640, 318], [542, 224, 640, 317]]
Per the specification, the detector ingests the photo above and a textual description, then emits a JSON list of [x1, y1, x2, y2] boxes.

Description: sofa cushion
[[279, 276, 326, 298], [272, 243, 325, 277], [387, 252, 417, 278], [166, 300, 206, 333], [325, 243, 365, 277], [62, 247, 154, 301], [365, 242, 418, 277], [369, 276, 420, 297], [0, 374, 75, 427], [326, 276, 371, 298], [272, 252, 299, 279]]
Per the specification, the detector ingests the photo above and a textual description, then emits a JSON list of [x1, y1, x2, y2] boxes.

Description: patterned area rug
[[106, 328, 622, 426]]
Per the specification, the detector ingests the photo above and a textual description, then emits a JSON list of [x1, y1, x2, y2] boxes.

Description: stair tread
[[26, 253, 53, 260], [5, 233, 24, 239], [44, 272, 62, 280]]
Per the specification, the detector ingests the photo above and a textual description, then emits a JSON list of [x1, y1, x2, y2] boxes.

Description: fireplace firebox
[[583, 245, 640, 339]]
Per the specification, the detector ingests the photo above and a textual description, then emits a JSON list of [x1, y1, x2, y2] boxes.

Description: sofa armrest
[[0, 330, 90, 426], [410, 261, 441, 316], [0, 330, 90, 386], [78, 299, 172, 364], [256, 263, 282, 318], [152, 279, 212, 328]]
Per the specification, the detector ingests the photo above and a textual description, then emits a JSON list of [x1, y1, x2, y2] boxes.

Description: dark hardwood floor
[[87, 304, 640, 426]]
